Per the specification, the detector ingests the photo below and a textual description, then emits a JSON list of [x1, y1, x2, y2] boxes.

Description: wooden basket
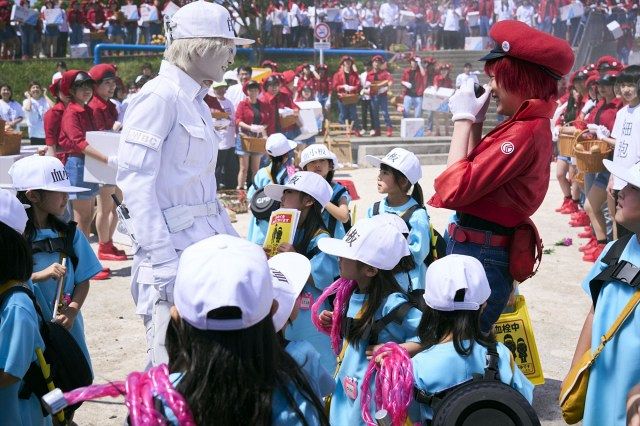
[[574, 140, 612, 173], [574, 171, 584, 184], [279, 114, 298, 129], [217, 189, 248, 214], [339, 94, 359, 105], [0, 131, 22, 156], [558, 125, 580, 157], [241, 135, 266, 154], [211, 110, 229, 120]]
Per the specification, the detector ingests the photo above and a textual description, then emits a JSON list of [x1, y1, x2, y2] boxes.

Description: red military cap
[[372, 54, 386, 63], [282, 70, 296, 84], [339, 55, 354, 65], [585, 73, 599, 87], [480, 20, 574, 80], [596, 55, 623, 72], [261, 60, 278, 70], [88, 63, 117, 82], [59, 70, 94, 97], [598, 70, 619, 85], [294, 64, 306, 74], [316, 63, 328, 70], [49, 77, 61, 98], [0, 1, 9, 7], [242, 80, 261, 96]]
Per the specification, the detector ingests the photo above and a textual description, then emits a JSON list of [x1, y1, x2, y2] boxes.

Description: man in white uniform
[[116, 0, 253, 367]]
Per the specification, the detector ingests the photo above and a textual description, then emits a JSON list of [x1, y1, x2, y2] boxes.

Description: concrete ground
[[74, 162, 591, 425]]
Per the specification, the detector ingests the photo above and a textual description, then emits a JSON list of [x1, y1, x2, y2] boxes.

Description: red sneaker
[[92, 268, 111, 280], [569, 215, 591, 227], [579, 238, 597, 252], [570, 210, 587, 220], [578, 229, 594, 238], [583, 226, 592, 232], [555, 197, 571, 212], [583, 243, 606, 262], [386, 126, 393, 137], [98, 241, 128, 261], [560, 201, 579, 214]]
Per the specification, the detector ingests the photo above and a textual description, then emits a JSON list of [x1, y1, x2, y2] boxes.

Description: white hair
[[164, 37, 234, 72]]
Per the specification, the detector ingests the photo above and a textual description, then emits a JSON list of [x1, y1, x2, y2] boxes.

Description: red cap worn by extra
[[372, 54, 385, 63], [59, 70, 94, 97], [88, 63, 117, 82], [596, 55, 623, 72], [282, 70, 295, 84], [598, 70, 619, 85], [340, 55, 354, 65], [480, 20, 574, 80], [585, 73, 599, 87]]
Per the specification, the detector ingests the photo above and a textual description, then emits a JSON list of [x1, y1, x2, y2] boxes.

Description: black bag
[[414, 342, 539, 426], [250, 173, 287, 220], [0, 285, 93, 418]]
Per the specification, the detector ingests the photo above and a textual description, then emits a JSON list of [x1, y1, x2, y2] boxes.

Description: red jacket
[[585, 97, 623, 131], [67, 9, 85, 25], [366, 69, 393, 96], [433, 75, 453, 89], [478, 0, 493, 17], [85, 7, 105, 28], [235, 98, 273, 134], [316, 74, 332, 95], [258, 91, 277, 135], [296, 75, 318, 98], [44, 102, 65, 148], [58, 102, 96, 163], [331, 70, 361, 96], [428, 99, 555, 227], [401, 67, 426, 97], [538, 0, 558, 20], [276, 87, 298, 132], [88, 95, 117, 131]]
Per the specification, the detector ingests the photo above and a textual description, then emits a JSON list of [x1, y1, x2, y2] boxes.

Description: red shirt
[[235, 98, 273, 134], [44, 102, 65, 148], [538, 0, 558, 20], [331, 70, 361, 95], [85, 7, 105, 28], [428, 99, 555, 227], [585, 97, 623, 131], [88, 94, 117, 131], [67, 9, 85, 25], [277, 87, 298, 132], [478, 0, 493, 17], [366, 69, 393, 96], [58, 102, 96, 163], [433, 75, 453, 89], [258, 91, 277, 134], [316, 74, 332, 95], [401, 67, 426, 97]]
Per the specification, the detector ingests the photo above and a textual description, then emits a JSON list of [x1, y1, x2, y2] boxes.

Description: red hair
[[484, 56, 558, 102]]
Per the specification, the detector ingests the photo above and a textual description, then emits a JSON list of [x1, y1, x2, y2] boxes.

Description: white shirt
[[117, 61, 238, 268], [289, 2, 299, 27], [496, 0, 515, 21], [443, 8, 460, 31], [516, 5, 535, 26], [226, 82, 247, 109], [359, 71, 370, 100], [341, 6, 359, 30], [379, 2, 399, 26], [611, 105, 640, 190], [0, 100, 24, 123], [359, 7, 376, 27], [22, 96, 49, 138], [455, 72, 479, 88], [211, 96, 236, 150]]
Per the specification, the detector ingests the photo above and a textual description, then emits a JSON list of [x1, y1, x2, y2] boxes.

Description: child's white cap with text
[[9, 155, 90, 193], [318, 216, 409, 270], [266, 133, 297, 158], [365, 148, 422, 185], [369, 212, 410, 234], [604, 159, 640, 189], [269, 252, 311, 332], [0, 188, 28, 234], [265, 171, 332, 208], [299, 144, 338, 169], [174, 235, 274, 331], [423, 254, 491, 312]]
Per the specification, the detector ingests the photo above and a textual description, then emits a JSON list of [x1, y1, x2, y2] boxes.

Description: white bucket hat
[[9, 155, 89, 193], [166, 0, 254, 45], [264, 171, 333, 208], [366, 148, 422, 185], [174, 235, 273, 331], [268, 252, 311, 332], [299, 144, 338, 169], [0, 188, 28, 234], [423, 254, 491, 312], [318, 216, 410, 270], [266, 133, 297, 158]]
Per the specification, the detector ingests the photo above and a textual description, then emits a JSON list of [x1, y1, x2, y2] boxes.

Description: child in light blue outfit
[[300, 144, 352, 239], [316, 216, 424, 425], [269, 252, 334, 399], [9, 155, 103, 373], [365, 148, 431, 293], [410, 254, 533, 423], [264, 171, 340, 371], [0, 189, 52, 426], [247, 133, 297, 245]]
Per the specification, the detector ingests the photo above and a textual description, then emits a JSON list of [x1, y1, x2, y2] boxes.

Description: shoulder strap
[[591, 290, 640, 364], [372, 201, 380, 216], [399, 204, 424, 232], [483, 341, 500, 381], [65, 221, 79, 270], [327, 186, 349, 236], [369, 301, 412, 345], [0, 285, 46, 331], [589, 234, 636, 307]]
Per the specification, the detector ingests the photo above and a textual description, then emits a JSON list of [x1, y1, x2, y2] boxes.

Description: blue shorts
[[593, 171, 610, 189], [64, 156, 100, 200], [557, 155, 572, 163]]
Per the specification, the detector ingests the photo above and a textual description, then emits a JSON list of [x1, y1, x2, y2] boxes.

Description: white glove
[[309, 64, 315, 72], [415, 57, 421, 64], [401, 81, 412, 89], [250, 124, 265, 133], [107, 155, 118, 169], [595, 125, 610, 139], [153, 257, 179, 303], [324, 98, 331, 109], [581, 99, 596, 115], [448, 79, 491, 122], [344, 85, 354, 92], [112, 121, 122, 132], [551, 126, 560, 142], [473, 85, 492, 123]]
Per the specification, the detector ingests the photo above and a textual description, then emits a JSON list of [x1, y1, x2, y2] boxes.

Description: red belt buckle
[[449, 223, 467, 243]]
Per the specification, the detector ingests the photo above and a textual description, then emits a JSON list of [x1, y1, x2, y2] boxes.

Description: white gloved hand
[[551, 126, 560, 142], [448, 79, 492, 122], [401, 81, 412, 89], [586, 123, 599, 132], [250, 124, 265, 133], [112, 121, 122, 132], [596, 125, 610, 140], [473, 85, 492, 123], [581, 99, 596, 115], [153, 257, 179, 303], [107, 155, 118, 169], [324, 98, 331, 109], [344, 85, 354, 92], [415, 57, 422, 64]]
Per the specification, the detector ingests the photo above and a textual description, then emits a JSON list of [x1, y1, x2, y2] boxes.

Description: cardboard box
[[399, 10, 416, 25], [400, 118, 425, 139], [464, 36, 492, 51], [163, 1, 180, 18], [607, 20, 623, 39], [84, 131, 119, 185], [467, 11, 480, 27], [422, 86, 455, 112], [120, 4, 139, 21], [560, 2, 583, 21], [44, 8, 63, 24], [70, 43, 89, 58], [295, 109, 319, 141], [0, 154, 24, 188], [139, 4, 158, 22], [295, 100, 323, 120], [11, 4, 37, 22]]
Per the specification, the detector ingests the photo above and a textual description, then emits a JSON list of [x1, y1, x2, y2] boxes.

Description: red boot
[[555, 197, 572, 212], [386, 126, 393, 137], [92, 268, 111, 280], [98, 241, 128, 261], [560, 200, 579, 214], [583, 243, 606, 262], [569, 214, 591, 227], [578, 228, 594, 238], [571, 210, 587, 220], [579, 238, 597, 252]]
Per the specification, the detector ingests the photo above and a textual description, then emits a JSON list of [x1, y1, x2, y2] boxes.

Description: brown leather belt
[[448, 223, 511, 248]]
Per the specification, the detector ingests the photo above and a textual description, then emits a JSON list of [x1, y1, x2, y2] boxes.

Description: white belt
[[162, 200, 221, 233]]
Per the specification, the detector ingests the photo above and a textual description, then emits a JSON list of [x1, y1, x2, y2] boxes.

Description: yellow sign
[[494, 295, 544, 385], [263, 208, 300, 258]]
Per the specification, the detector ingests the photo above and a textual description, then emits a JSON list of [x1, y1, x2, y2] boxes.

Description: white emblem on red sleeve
[[501, 141, 515, 154]]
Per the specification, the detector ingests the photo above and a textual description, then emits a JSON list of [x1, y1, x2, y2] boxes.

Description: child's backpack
[[250, 172, 288, 220], [326, 184, 352, 237], [413, 342, 539, 426], [30, 221, 79, 270], [0, 285, 93, 419], [371, 201, 446, 266]]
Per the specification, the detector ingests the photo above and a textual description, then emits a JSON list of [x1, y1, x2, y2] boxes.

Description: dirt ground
[[74, 162, 591, 425]]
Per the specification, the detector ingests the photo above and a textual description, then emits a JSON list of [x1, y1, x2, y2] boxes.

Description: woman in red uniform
[[428, 20, 574, 332], [43, 77, 68, 157]]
